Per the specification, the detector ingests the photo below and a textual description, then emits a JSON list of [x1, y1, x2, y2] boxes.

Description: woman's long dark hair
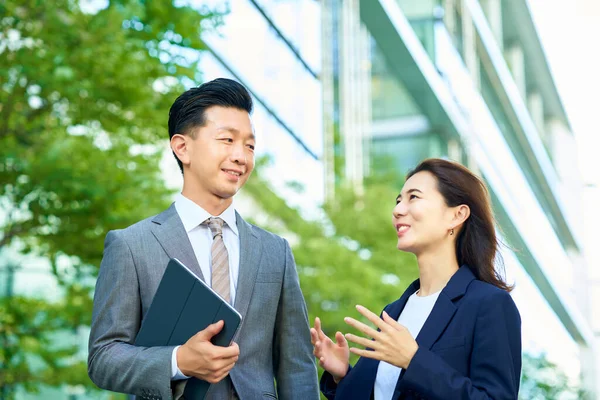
[[407, 158, 512, 292]]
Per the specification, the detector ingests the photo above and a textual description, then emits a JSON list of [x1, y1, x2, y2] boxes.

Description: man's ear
[[170, 134, 189, 166]]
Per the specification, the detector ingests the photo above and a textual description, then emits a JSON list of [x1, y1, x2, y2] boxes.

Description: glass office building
[[170, 0, 598, 395], [340, 0, 597, 395], [3, 0, 596, 397]]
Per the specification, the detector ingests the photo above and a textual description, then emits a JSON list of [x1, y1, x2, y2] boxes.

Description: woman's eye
[[410, 194, 418, 200], [220, 138, 233, 143], [247, 144, 255, 150]]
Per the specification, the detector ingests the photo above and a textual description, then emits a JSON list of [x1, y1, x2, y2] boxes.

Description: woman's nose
[[393, 202, 406, 218]]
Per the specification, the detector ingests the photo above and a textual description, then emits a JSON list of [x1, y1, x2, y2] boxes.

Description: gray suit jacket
[[88, 204, 318, 400]]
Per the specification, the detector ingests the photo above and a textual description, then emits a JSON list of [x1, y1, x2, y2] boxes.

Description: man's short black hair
[[168, 78, 253, 173]]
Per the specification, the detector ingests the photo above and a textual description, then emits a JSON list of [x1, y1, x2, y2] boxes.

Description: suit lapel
[[232, 212, 262, 321], [150, 204, 205, 281]]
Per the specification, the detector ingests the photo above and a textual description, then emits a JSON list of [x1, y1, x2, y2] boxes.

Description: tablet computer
[[135, 257, 242, 398]]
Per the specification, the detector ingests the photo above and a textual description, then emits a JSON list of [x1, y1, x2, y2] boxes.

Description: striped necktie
[[204, 217, 231, 303]]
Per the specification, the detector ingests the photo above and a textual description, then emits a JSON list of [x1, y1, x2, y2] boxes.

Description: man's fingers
[[229, 341, 240, 356], [213, 344, 240, 359], [195, 320, 225, 341]]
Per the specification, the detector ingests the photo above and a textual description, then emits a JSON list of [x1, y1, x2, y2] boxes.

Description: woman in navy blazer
[[311, 158, 521, 399]]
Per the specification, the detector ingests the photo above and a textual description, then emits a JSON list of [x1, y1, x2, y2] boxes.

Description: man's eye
[[247, 144, 255, 150]]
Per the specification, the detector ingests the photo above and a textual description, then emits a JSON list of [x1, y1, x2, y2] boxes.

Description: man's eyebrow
[[217, 126, 255, 140]]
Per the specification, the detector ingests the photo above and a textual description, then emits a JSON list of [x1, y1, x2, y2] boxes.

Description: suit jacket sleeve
[[399, 290, 522, 399], [273, 239, 319, 398], [88, 230, 175, 399]]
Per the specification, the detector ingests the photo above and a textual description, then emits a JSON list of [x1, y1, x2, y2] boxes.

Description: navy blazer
[[321, 265, 521, 399]]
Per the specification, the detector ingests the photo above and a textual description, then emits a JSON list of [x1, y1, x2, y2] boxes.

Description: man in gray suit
[[88, 78, 319, 399]]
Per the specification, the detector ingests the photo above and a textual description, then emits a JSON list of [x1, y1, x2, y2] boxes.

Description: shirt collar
[[174, 193, 238, 236]]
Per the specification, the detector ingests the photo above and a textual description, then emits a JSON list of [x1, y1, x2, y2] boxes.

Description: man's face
[[179, 106, 255, 202]]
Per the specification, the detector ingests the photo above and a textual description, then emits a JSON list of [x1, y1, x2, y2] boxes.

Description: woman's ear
[[170, 134, 189, 166], [452, 204, 471, 231]]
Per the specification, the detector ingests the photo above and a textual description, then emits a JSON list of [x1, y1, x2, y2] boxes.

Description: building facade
[[178, 0, 598, 394], [328, 0, 596, 395]]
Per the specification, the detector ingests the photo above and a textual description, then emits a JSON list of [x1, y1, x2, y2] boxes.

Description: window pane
[[201, 0, 323, 158]]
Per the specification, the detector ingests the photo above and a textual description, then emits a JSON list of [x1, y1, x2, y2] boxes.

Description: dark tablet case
[[134, 258, 242, 399]]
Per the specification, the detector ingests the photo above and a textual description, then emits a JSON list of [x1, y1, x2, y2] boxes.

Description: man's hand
[[176, 320, 240, 383]]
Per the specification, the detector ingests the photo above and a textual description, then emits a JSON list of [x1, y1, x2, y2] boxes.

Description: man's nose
[[230, 144, 247, 165]]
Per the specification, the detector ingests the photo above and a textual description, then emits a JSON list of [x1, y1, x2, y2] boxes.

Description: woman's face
[[392, 171, 457, 255]]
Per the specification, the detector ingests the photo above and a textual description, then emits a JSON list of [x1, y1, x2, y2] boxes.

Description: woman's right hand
[[310, 317, 350, 383]]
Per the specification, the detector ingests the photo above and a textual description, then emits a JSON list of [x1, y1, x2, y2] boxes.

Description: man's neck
[[181, 188, 232, 216]]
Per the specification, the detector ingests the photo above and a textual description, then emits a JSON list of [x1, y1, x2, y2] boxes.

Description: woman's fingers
[[344, 316, 380, 339], [349, 346, 382, 360], [345, 332, 379, 350], [335, 331, 348, 348], [355, 305, 390, 332], [310, 327, 319, 345]]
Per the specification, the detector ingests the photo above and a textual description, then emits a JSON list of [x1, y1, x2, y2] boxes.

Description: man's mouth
[[223, 169, 243, 177]]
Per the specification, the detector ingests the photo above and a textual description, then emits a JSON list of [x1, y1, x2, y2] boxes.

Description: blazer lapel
[[337, 281, 420, 399], [387, 281, 420, 320], [232, 212, 262, 322], [150, 204, 205, 281], [413, 265, 475, 349], [394, 265, 476, 395]]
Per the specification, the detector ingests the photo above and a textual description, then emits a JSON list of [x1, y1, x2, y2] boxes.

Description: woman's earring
[[450, 228, 454, 236]]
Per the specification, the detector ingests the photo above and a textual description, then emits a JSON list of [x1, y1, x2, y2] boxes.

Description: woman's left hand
[[344, 305, 419, 370]]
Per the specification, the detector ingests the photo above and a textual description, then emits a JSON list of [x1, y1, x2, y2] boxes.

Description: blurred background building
[[2, 0, 598, 398], [179, 0, 600, 396]]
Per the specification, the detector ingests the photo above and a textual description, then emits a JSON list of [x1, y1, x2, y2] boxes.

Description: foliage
[[0, 291, 92, 391], [0, 1, 587, 398], [519, 352, 586, 400], [0, 0, 220, 395], [242, 159, 418, 360]]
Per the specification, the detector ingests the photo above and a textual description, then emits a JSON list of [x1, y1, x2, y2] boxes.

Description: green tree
[[0, 0, 221, 396], [519, 352, 586, 400], [242, 159, 419, 362]]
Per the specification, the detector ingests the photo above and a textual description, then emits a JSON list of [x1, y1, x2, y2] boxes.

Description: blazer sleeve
[[320, 365, 353, 400], [399, 290, 522, 400], [87, 230, 175, 399], [272, 239, 320, 399]]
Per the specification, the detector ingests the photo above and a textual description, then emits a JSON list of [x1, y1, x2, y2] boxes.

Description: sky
[[527, 0, 600, 184], [527, 0, 600, 361]]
